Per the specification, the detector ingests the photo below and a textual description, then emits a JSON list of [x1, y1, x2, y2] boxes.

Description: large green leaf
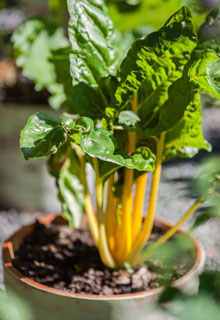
[[80, 128, 156, 172], [189, 52, 220, 98], [48, 144, 84, 228], [12, 19, 69, 110], [68, 0, 119, 86], [67, 0, 134, 118], [162, 51, 219, 160], [20, 112, 67, 160], [114, 6, 197, 136], [163, 93, 211, 160]]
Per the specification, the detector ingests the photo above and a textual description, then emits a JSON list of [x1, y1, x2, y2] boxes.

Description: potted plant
[[3, 1, 220, 319]]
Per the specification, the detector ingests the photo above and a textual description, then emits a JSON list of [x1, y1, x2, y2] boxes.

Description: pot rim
[[3, 215, 205, 301]]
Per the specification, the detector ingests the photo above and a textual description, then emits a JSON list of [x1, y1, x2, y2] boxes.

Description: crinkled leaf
[[80, 128, 155, 171], [162, 51, 220, 160], [20, 112, 67, 160], [113, 7, 198, 138], [67, 0, 120, 86], [114, 6, 197, 110], [48, 144, 84, 228], [188, 51, 220, 98], [163, 93, 211, 160], [67, 0, 136, 118], [12, 19, 69, 110]]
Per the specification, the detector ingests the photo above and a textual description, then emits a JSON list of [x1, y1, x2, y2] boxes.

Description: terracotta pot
[[2, 215, 205, 320]]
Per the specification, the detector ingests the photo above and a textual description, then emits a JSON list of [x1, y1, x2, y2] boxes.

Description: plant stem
[[114, 93, 138, 263], [115, 156, 134, 261], [105, 175, 116, 252], [128, 131, 166, 264], [93, 159, 116, 268], [75, 146, 99, 246], [132, 173, 148, 244], [133, 197, 205, 265]]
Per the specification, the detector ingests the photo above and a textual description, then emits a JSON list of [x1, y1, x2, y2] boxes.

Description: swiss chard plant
[[20, 0, 220, 269]]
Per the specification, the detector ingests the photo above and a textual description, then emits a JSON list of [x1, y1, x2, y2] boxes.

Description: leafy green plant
[[20, 0, 220, 269]]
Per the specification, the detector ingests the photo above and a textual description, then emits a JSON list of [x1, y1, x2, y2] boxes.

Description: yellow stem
[[115, 132, 137, 262], [132, 173, 148, 244], [133, 197, 205, 265], [93, 159, 116, 269], [79, 154, 99, 246], [113, 200, 122, 258], [114, 92, 138, 263], [128, 132, 166, 264], [105, 175, 116, 252]]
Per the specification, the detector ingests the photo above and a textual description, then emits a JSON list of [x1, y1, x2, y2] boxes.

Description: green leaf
[[114, 6, 197, 136], [67, 0, 119, 86], [163, 93, 211, 160], [71, 83, 106, 119], [187, 51, 220, 98], [207, 59, 220, 95], [48, 144, 84, 228], [76, 117, 94, 133], [61, 117, 76, 131], [80, 128, 155, 172], [118, 111, 140, 127], [12, 19, 69, 110], [20, 112, 67, 160], [67, 0, 135, 118], [49, 46, 75, 110]]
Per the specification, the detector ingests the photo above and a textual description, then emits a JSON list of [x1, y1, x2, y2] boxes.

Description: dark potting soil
[[13, 220, 194, 295]]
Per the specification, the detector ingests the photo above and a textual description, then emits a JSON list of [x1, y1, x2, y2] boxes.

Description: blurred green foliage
[[159, 271, 220, 319], [0, 290, 32, 320], [191, 156, 220, 227]]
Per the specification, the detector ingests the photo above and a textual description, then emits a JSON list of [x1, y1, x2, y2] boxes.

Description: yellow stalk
[[128, 131, 166, 264], [133, 197, 205, 265], [93, 159, 116, 269], [112, 200, 122, 258], [114, 92, 138, 263], [132, 173, 148, 244], [105, 175, 116, 252], [77, 151, 99, 246]]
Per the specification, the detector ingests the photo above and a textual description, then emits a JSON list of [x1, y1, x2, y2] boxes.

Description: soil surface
[[13, 220, 193, 295]]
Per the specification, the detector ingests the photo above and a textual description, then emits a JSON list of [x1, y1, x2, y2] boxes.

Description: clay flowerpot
[[2, 215, 205, 320]]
